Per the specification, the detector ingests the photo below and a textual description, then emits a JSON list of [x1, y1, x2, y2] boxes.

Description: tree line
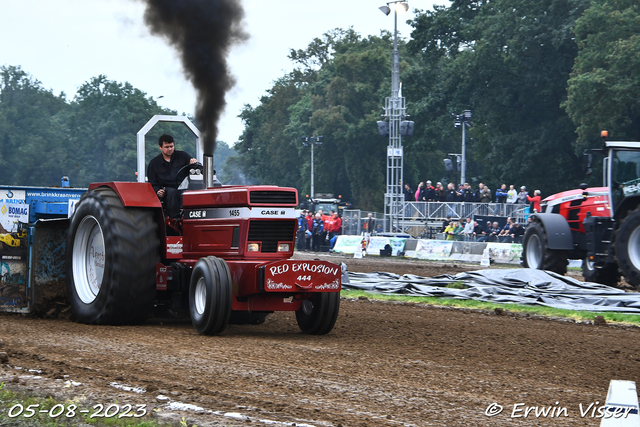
[[1, 0, 637, 211], [0, 66, 235, 188], [228, 0, 639, 211]]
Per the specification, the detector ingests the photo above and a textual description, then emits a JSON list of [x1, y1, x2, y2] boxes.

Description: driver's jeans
[[164, 187, 183, 219]]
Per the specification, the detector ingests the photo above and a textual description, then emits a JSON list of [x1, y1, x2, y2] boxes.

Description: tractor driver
[[147, 134, 197, 219]]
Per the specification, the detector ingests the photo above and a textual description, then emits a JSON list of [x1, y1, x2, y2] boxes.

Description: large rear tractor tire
[[189, 256, 232, 335], [522, 221, 568, 275], [582, 257, 620, 286], [295, 292, 340, 335], [614, 206, 640, 289], [66, 187, 160, 325]]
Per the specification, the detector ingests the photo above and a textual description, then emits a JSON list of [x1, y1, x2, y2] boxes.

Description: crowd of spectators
[[297, 182, 542, 251], [441, 215, 527, 243], [406, 181, 542, 209], [297, 209, 342, 251]]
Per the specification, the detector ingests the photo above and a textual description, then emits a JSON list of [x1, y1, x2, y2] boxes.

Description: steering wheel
[[175, 162, 204, 188]]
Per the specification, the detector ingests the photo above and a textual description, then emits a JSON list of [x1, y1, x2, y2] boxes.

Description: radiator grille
[[249, 191, 297, 205], [248, 220, 296, 252]]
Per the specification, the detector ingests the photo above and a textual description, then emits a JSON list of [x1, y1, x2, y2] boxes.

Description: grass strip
[[341, 289, 640, 326]]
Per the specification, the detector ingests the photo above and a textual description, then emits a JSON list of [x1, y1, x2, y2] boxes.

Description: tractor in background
[[522, 131, 640, 288]]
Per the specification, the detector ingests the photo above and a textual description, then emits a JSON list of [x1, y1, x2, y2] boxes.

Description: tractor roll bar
[[136, 115, 214, 188]]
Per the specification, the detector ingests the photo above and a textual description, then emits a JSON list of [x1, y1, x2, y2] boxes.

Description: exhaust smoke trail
[[138, 0, 247, 156]]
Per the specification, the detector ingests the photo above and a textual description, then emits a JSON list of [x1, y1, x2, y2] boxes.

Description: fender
[[529, 213, 573, 250], [88, 182, 162, 208]]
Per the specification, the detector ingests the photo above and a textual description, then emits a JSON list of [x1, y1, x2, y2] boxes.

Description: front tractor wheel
[[66, 187, 160, 325], [614, 206, 640, 289], [295, 292, 340, 335], [522, 221, 568, 275], [189, 256, 232, 335], [582, 256, 620, 286]]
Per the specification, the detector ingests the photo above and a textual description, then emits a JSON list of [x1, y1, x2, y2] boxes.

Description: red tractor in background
[[522, 131, 640, 289], [65, 116, 341, 335]]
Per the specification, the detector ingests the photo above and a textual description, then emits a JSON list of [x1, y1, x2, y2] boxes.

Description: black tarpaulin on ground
[[344, 268, 640, 313]]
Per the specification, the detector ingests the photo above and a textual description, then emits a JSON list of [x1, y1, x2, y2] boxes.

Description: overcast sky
[[1, 0, 445, 145]]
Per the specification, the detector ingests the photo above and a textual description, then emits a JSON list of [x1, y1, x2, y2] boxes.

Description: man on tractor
[[147, 134, 198, 218]]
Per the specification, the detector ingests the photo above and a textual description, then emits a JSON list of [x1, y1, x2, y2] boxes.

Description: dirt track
[[1, 253, 639, 426]]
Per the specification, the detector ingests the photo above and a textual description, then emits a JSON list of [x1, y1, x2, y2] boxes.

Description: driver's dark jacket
[[147, 150, 193, 192]]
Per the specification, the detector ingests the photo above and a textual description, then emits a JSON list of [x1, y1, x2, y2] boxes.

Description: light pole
[[301, 136, 323, 198], [453, 110, 472, 184], [379, 1, 409, 233]]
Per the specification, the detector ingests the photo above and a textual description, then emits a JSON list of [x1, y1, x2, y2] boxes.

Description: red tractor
[[522, 131, 640, 288], [65, 116, 341, 334]]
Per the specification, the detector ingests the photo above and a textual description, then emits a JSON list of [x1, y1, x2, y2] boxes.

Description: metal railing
[[342, 202, 529, 238]]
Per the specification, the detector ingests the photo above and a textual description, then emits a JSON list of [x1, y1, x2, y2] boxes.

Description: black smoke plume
[[139, 0, 247, 155]]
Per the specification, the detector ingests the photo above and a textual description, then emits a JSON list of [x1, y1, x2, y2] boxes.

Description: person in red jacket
[[305, 211, 314, 250], [527, 190, 542, 213], [329, 211, 342, 239], [321, 210, 333, 243]]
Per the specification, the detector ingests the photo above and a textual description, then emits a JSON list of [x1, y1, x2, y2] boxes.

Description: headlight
[[247, 243, 260, 252], [278, 243, 290, 252]]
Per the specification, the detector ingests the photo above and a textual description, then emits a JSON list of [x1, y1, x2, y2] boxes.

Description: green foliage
[[341, 289, 640, 325], [235, 29, 396, 210], [234, 0, 622, 208], [3, 0, 636, 201], [405, 0, 591, 194], [0, 66, 234, 188], [0, 66, 71, 186], [66, 75, 178, 186], [564, 0, 640, 150]]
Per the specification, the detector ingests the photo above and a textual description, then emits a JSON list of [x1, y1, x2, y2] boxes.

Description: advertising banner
[[332, 236, 363, 254], [410, 240, 453, 260]]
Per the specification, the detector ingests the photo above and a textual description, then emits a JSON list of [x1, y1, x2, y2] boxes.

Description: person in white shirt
[[506, 184, 518, 203], [462, 217, 475, 240]]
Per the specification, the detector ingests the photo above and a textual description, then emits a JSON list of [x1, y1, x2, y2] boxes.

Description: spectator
[[444, 219, 463, 241], [321, 210, 332, 243], [296, 210, 308, 251], [474, 183, 484, 202], [441, 215, 452, 232], [415, 182, 425, 202], [478, 221, 500, 242], [462, 182, 474, 202], [305, 211, 314, 249], [527, 190, 542, 213], [375, 224, 383, 234], [425, 180, 436, 201], [345, 213, 359, 235], [445, 182, 458, 202], [311, 213, 324, 251], [404, 184, 414, 201], [480, 185, 492, 203], [497, 217, 514, 239], [516, 186, 529, 204], [436, 182, 446, 201], [329, 211, 342, 240], [364, 213, 375, 237], [496, 184, 508, 203], [506, 185, 518, 203], [461, 217, 475, 240], [472, 220, 486, 240], [500, 221, 524, 243]]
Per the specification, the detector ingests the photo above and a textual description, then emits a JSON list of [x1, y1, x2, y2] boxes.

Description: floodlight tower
[[379, 1, 409, 233], [301, 136, 323, 198], [453, 110, 472, 185]]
